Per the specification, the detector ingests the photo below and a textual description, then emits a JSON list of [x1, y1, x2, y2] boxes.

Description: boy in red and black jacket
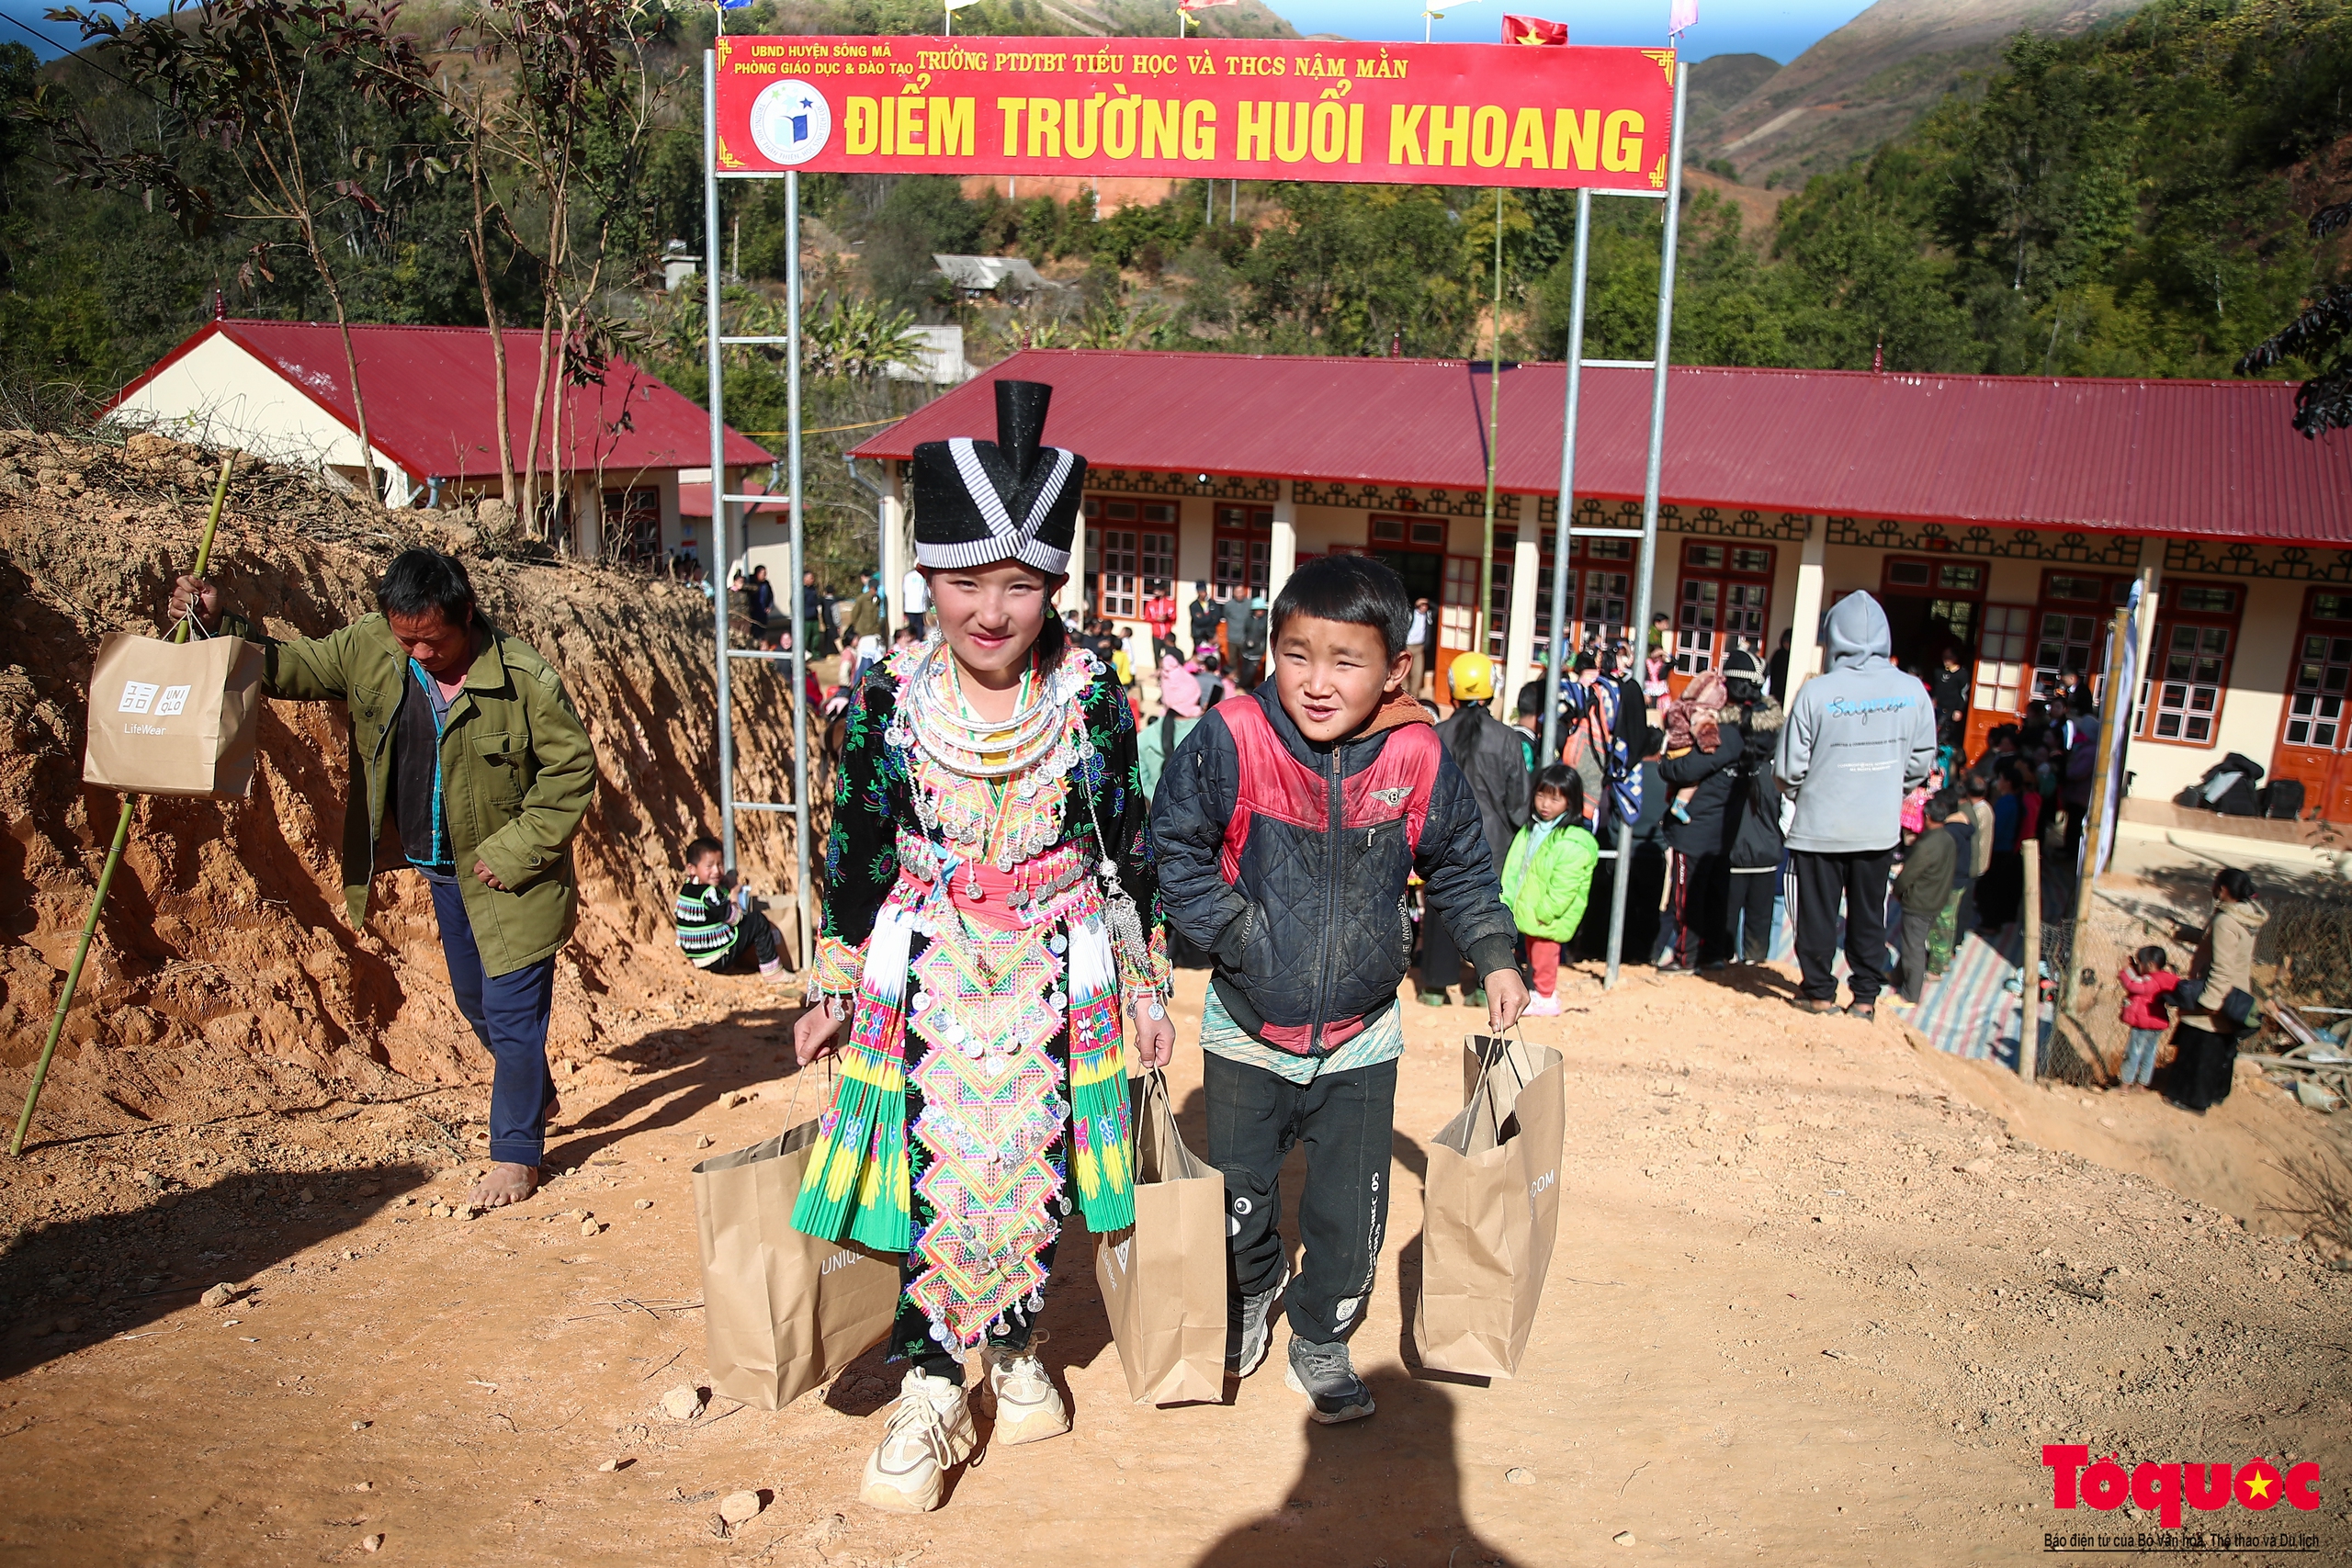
[[1153, 555, 1525, 1425]]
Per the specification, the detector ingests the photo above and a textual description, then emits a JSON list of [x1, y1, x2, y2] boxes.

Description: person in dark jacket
[[1929, 645, 1972, 748], [1721, 648, 1786, 964], [1421, 652, 1533, 1003], [1189, 581, 1225, 652], [745, 564, 779, 649], [1156, 555, 1522, 1425], [1656, 683, 1744, 973], [1890, 792, 1961, 1004]]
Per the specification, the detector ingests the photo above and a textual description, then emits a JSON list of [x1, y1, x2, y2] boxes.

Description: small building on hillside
[[108, 315, 771, 568], [853, 348, 2352, 820]]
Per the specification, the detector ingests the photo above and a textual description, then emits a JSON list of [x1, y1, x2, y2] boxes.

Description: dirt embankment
[[0, 429, 808, 1140]]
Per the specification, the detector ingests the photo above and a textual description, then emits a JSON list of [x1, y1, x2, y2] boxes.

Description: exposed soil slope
[[0, 429, 809, 1140]]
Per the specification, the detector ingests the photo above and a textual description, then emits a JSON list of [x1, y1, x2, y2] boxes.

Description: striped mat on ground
[[1909, 925, 2050, 1072]]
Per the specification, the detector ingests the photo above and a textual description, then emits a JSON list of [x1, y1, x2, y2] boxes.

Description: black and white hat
[[910, 379, 1085, 575]]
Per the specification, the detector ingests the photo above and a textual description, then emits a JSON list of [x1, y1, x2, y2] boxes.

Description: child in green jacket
[[1501, 766, 1600, 1016]]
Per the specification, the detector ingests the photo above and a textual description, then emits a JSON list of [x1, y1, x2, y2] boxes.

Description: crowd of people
[[164, 365, 2273, 1534]]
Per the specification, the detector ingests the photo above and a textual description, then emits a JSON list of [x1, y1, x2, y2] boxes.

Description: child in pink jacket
[[2116, 944, 2178, 1089]]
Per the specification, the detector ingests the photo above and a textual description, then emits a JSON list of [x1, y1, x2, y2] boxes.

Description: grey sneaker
[[1284, 1337, 1374, 1424], [1227, 1263, 1290, 1378]]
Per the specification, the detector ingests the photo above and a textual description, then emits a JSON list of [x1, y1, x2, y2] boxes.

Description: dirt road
[[5, 957, 2346, 1567]]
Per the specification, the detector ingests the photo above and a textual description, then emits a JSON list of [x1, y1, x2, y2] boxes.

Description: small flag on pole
[[1668, 0, 1698, 37], [1500, 14, 1567, 44], [1178, 0, 1237, 9]]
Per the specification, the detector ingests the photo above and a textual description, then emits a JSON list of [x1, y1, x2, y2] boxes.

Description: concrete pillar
[[576, 477, 604, 562], [879, 493, 907, 629], [1786, 513, 1827, 703], [1058, 506, 1089, 619], [1500, 536, 1540, 717], [2132, 536, 2162, 723], [1267, 490, 1298, 606]]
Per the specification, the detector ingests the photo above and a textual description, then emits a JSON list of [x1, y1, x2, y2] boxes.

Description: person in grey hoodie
[[1773, 592, 1939, 1020]]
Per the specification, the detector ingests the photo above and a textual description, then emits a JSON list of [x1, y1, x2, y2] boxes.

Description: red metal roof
[[113, 320, 771, 480], [851, 350, 2352, 542]]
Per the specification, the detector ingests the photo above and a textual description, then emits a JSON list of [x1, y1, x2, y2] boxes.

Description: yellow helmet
[[1448, 652, 1495, 700]]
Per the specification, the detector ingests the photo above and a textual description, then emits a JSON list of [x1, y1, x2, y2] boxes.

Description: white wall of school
[[2124, 573, 2300, 805], [112, 333, 402, 498]]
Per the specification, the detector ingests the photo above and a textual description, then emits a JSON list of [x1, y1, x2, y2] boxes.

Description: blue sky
[[1276, 0, 1876, 61], [2, 0, 1876, 63]]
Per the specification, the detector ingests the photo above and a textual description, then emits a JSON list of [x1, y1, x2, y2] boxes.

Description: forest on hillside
[[1, 0, 2346, 570]]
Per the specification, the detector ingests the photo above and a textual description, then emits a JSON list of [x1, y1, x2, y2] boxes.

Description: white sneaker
[[1526, 991, 1563, 1017], [859, 1369, 976, 1514], [981, 1332, 1070, 1446]]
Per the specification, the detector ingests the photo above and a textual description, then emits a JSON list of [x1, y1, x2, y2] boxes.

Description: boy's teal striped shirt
[[674, 880, 734, 966]]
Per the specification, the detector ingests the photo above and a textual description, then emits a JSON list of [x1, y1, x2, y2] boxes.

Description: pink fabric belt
[[1253, 1012, 1373, 1055], [895, 840, 1094, 933]]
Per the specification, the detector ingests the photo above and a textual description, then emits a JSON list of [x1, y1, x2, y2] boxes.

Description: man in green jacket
[[171, 549, 595, 1209]]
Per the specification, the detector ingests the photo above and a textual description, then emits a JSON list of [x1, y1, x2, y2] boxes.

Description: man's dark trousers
[[1204, 1052, 1396, 1343], [428, 874, 558, 1168], [1792, 847, 1895, 1006]]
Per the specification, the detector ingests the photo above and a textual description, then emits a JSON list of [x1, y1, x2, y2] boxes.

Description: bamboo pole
[[2019, 850, 2042, 1082], [2059, 604, 2134, 1019], [13, 456, 236, 1156]]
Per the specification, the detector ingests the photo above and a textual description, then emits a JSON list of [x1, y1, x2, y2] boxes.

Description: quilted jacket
[[1154, 686, 1516, 1052]]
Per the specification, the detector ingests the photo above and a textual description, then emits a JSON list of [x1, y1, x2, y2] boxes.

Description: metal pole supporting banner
[[1539, 187, 1592, 773], [1476, 185, 1504, 660], [1602, 51, 1689, 990], [786, 168, 813, 973], [703, 48, 737, 874]]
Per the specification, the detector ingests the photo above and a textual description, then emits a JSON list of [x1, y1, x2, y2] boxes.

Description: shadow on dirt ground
[[0, 1162, 438, 1379], [1187, 1371, 1517, 1566]]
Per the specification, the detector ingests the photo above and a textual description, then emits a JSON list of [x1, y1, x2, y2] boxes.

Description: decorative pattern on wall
[[1826, 516, 2141, 566], [1291, 480, 1517, 520], [1089, 469, 1279, 502], [1527, 497, 1809, 541], [2163, 538, 2352, 583]]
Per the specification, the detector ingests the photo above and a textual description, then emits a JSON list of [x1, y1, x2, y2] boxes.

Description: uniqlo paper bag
[[1414, 1033, 1566, 1378], [694, 1118, 900, 1411], [1096, 1070, 1226, 1405], [81, 630, 265, 797]]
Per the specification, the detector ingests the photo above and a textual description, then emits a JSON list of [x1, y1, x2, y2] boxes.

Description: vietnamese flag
[[1502, 14, 1568, 44]]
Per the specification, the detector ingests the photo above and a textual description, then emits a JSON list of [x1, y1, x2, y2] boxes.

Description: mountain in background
[[1706, 0, 2148, 186], [1684, 51, 1782, 141]]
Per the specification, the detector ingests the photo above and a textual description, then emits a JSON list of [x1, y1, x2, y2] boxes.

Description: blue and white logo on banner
[[750, 80, 831, 165]]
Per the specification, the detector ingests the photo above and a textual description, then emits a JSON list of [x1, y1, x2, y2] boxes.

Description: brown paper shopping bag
[[82, 630, 266, 798], [1095, 1070, 1227, 1405], [693, 1116, 901, 1411], [1413, 1033, 1566, 1379]]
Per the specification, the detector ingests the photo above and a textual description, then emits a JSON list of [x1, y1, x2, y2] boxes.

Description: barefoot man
[[172, 548, 594, 1208]]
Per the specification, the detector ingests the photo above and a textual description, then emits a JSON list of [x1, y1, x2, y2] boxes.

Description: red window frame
[[1671, 539, 1774, 680], [1214, 503, 1273, 599], [2030, 570, 2133, 702], [1082, 495, 1174, 621], [2135, 580, 2240, 749]]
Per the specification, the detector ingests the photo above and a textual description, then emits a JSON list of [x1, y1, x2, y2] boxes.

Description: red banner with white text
[[713, 36, 1677, 191]]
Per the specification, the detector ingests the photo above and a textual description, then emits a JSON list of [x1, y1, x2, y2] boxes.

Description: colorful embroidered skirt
[[792, 861, 1135, 1357]]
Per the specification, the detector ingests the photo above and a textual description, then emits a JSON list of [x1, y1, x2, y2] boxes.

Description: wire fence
[[2037, 876, 2352, 1086]]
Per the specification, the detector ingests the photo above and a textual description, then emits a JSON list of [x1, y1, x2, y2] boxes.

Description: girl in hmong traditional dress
[[789, 381, 1174, 1514]]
